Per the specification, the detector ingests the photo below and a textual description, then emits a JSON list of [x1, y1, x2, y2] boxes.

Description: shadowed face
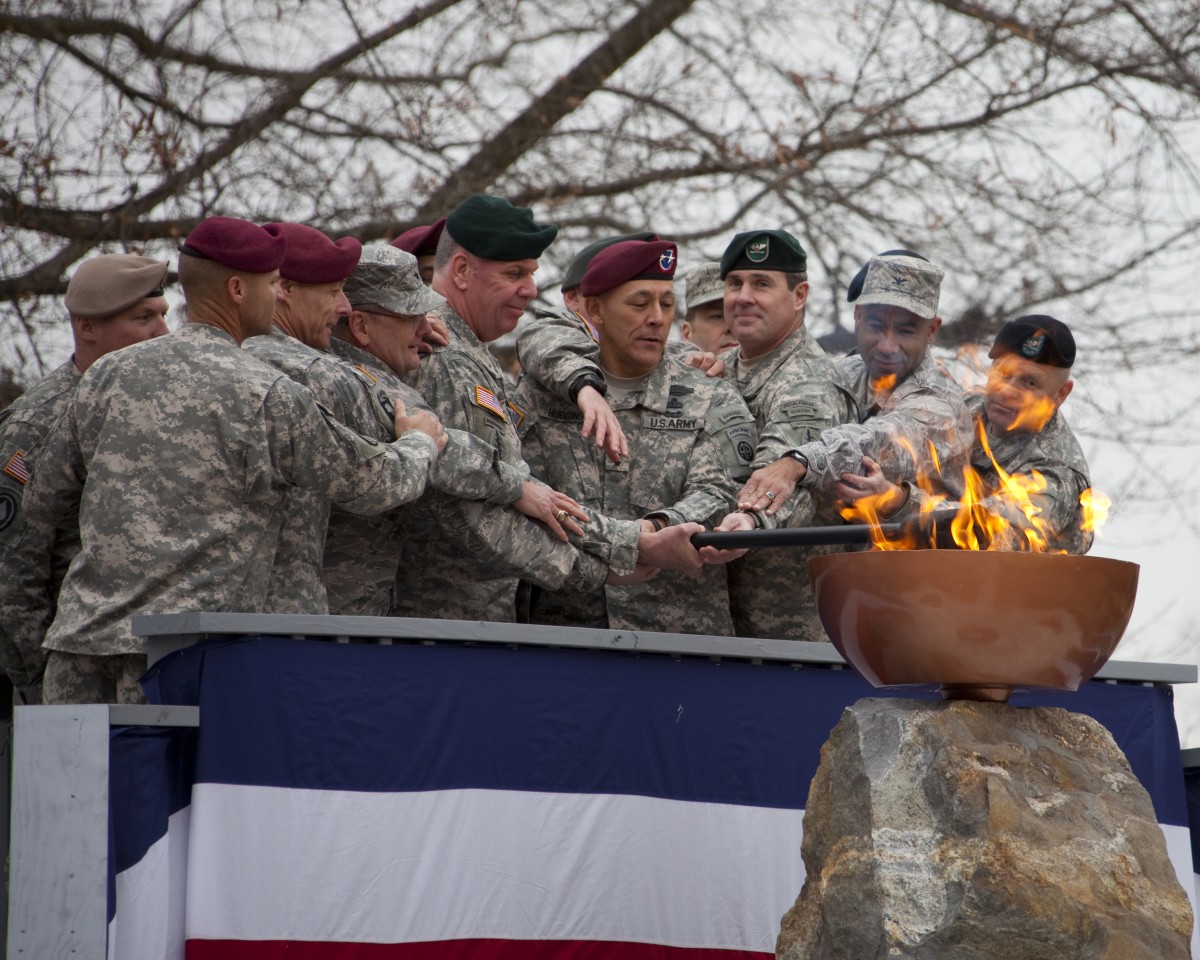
[[681, 300, 737, 355], [588, 279, 674, 378], [984, 354, 1072, 433], [855, 304, 941, 386]]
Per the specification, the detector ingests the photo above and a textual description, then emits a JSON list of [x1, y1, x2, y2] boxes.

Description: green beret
[[719, 229, 807, 278], [446, 194, 558, 261], [561, 231, 659, 291]]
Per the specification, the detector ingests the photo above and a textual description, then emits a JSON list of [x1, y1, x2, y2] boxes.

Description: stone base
[[777, 698, 1193, 960]]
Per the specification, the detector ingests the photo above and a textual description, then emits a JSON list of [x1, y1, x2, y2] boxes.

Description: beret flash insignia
[[1021, 333, 1046, 358], [746, 238, 769, 263], [658, 248, 676, 272]]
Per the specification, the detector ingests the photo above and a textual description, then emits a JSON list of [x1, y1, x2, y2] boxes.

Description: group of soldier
[[0, 194, 1093, 705]]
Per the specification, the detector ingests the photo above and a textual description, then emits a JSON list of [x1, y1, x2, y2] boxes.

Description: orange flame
[[840, 415, 1108, 553]]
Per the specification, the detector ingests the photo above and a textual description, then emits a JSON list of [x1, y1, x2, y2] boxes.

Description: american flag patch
[[474, 385, 506, 420], [506, 401, 525, 429], [3, 450, 30, 485]]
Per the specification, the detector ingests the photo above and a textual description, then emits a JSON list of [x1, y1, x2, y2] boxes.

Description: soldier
[[836, 316, 1093, 554], [392, 217, 445, 286], [730, 250, 971, 515], [679, 261, 737, 355], [325, 245, 611, 615], [515, 239, 756, 634], [403, 194, 703, 622], [0, 254, 169, 703], [520, 229, 858, 640], [23, 216, 446, 704]]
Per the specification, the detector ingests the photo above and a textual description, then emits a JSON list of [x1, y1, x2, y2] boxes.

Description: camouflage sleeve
[[267, 380, 437, 516], [0, 415, 62, 693], [754, 378, 853, 466], [429, 429, 526, 505], [516, 311, 602, 402], [794, 387, 970, 493], [649, 396, 756, 529]]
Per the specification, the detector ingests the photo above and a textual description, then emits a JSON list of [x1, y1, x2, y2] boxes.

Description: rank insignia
[[746, 238, 769, 262], [506, 401, 525, 429], [573, 310, 600, 343], [3, 450, 30, 485], [1021, 333, 1046, 358], [474, 385, 506, 420]]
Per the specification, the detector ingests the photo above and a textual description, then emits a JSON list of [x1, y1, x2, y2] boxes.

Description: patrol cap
[[561, 231, 659, 291], [579, 240, 678, 297], [345, 245, 445, 316], [267, 222, 362, 284], [989, 315, 1076, 369], [683, 261, 722, 311], [445, 194, 558, 261], [392, 218, 446, 256], [851, 251, 943, 320], [181, 216, 287, 274], [719, 229, 807, 278], [64, 254, 169, 318]]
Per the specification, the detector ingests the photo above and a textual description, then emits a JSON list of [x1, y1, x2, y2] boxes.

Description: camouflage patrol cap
[[344, 245, 445, 316], [989, 315, 1076, 369], [446, 194, 557, 261], [64, 254, 169, 318], [719, 229, 807, 278], [561, 232, 659, 291], [683, 261, 723, 311], [852, 252, 944, 320]]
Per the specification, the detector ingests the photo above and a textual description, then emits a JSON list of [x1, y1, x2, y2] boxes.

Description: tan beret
[[64, 254, 169, 318]]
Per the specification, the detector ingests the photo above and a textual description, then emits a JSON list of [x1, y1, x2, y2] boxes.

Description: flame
[[870, 373, 898, 394], [840, 415, 1109, 553], [1002, 393, 1058, 433]]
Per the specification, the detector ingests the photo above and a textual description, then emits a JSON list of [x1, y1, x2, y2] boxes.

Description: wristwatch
[[568, 372, 608, 404], [783, 450, 808, 468]]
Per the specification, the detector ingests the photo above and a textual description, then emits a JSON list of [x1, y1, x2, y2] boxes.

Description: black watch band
[[568, 372, 607, 404], [784, 449, 808, 467]]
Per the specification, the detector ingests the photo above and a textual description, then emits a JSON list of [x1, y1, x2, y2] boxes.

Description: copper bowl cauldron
[[808, 551, 1139, 702]]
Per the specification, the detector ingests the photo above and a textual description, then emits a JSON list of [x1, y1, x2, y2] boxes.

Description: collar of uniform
[[729, 323, 815, 399], [327, 337, 405, 390], [182, 321, 240, 348], [603, 354, 695, 414]]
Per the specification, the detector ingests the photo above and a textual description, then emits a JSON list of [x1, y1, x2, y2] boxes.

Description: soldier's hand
[[605, 562, 660, 585], [737, 457, 804, 516], [577, 385, 628, 463], [682, 350, 727, 378], [697, 511, 755, 564], [394, 398, 447, 453], [636, 521, 705, 572], [835, 457, 906, 514], [515, 480, 588, 541]]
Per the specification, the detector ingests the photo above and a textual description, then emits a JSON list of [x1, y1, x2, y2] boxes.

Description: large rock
[[777, 698, 1193, 960]]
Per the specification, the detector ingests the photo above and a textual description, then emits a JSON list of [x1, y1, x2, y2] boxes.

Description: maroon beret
[[391, 218, 446, 256], [579, 240, 678, 297], [267, 222, 362, 284], [181, 216, 287, 274]]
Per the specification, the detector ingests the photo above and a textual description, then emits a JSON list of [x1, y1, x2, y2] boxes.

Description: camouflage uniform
[[720, 326, 859, 641], [515, 353, 756, 635], [516, 311, 858, 641], [894, 393, 1093, 554], [793, 353, 972, 498], [402, 306, 639, 621], [23, 323, 438, 701], [325, 336, 604, 616], [0, 360, 81, 702]]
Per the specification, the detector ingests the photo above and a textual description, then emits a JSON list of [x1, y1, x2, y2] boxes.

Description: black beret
[[181, 216, 287, 274], [719, 229, 807, 278], [445, 194, 558, 261], [579, 240, 678, 297], [392, 218, 446, 256], [989, 315, 1076, 369], [64, 254, 169, 317], [561, 231, 659, 291], [267, 222, 362, 284]]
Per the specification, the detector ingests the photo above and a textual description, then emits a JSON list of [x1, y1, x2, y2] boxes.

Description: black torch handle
[[690, 523, 904, 550]]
